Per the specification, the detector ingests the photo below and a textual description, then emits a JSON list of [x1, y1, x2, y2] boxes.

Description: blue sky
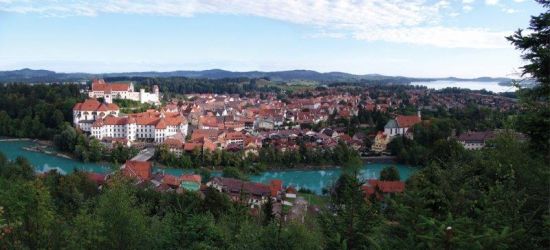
[[0, 0, 544, 78]]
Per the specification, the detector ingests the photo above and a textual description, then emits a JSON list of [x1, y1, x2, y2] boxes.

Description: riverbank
[[362, 155, 397, 164], [0, 139, 418, 194], [0, 137, 31, 142]]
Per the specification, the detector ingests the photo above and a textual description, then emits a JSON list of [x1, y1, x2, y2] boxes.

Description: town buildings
[[73, 100, 188, 144], [91, 110, 188, 144]]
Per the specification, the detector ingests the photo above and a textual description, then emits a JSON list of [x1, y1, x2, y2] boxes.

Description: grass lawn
[[299, 193, 329, 207]]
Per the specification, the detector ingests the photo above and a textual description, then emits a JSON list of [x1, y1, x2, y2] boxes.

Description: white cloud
[[462, 0, 475, 3], [502, 7, 518, 14], [0, 0, 511, 49], [463, 5, 474, 12], [449, 12, 460, 17], [485, 0, 499, 5], [353, 26, 510, 49], [305, 31, 347, 39]]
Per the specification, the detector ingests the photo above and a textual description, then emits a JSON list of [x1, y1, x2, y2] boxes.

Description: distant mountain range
[[0, 68, 513, 84]]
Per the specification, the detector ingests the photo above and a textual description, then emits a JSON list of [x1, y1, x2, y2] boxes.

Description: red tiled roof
[[365, 180, 405, 194], [155, 119, 167, 129], [92, 79, 131, 92], [191, 129, 221, 141], [395, 115, 421, 128], [184, 142, 202, 151], [286, 186, 297, 194], [457, 131, 495, 143], [123, 160, 152, 182], [102, 115, 129, 125], [130, 112, 186, 127], [110, 83, 131, 91], [212, 177, 270, 197], [269, 179, 283, 197], [162, 174, 180, 187], [87, 173, 106, 185], [73, 99, 119, 111], [225, 131, 244, 140], [164, 138, 184, 148], [180, 174, 201, 183]]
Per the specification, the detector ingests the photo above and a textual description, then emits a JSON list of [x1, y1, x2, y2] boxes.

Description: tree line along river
[[0, 140, 417, 194]]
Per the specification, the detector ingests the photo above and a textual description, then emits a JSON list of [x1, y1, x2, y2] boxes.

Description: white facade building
[[457, 131, 495, 150], [91, 111, 188, 143], [73, 99, 120, 132], [88, 79, 160, 105]]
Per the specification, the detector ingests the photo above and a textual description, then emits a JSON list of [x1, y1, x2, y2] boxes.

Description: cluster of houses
[[425, 91, 517, 111], [73, 82, 369, 152], [86, 158, 406, 219], [74, 79, 521, 156], [87, 159, 305, 210]]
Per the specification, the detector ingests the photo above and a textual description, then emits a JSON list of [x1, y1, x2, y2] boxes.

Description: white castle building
[[73, 99, 120, 132], [88, 79, 160, 104], [73, 99, 188, 143]]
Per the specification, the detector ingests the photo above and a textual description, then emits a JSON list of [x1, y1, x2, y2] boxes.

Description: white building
[[91, 110, 188, 143], [88, 79, 160, 105], [457, 131, 495, 150], [73, 99, 120, 132], [383, 112, 422, 137]]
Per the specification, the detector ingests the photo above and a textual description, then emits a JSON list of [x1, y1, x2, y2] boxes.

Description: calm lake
[[0, 140, 418, 194], [411, 80, 517, 93]]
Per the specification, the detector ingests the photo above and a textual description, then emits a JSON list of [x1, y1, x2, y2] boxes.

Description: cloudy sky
[[0, 0, 544, 77]]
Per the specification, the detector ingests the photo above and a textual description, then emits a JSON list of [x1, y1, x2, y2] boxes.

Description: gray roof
[[384, 119, 398, 129]]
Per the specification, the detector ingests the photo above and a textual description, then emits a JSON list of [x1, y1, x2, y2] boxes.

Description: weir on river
[[0, 140, 418, 194]]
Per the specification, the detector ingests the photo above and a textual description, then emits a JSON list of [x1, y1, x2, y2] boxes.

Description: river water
[[0, 140, 417, 194]]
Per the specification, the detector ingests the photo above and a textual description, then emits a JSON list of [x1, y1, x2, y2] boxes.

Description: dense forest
[[1, 131, 547, 249], [0, 84, 82, 139], [107, 77, 283, 98]]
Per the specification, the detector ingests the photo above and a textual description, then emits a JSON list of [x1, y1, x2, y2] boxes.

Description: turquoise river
[[0, 140, 418, 194]]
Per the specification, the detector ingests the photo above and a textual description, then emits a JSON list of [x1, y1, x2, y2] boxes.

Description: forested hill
[[0, 68, 511, 84]]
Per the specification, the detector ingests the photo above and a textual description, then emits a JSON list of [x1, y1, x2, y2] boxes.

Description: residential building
[[90, 110, 188, 143], [207, 177, 271, 207], [457, 131, 496, 150], [371, 131, 391, 153], [73, 99, 120, 132], [123, 160, 152, 182], [383, 112, 422, 137], [362, 179, 405, 200]]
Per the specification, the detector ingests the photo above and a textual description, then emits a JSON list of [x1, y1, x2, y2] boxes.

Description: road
[[131, 147, 156, 161]]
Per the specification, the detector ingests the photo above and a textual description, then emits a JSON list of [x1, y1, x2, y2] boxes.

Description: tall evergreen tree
[[507, 0, 550, 158]]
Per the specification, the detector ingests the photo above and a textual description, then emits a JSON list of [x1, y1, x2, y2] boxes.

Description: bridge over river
[[121, 147, 156, 169], [130, 147, 155, 161]]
